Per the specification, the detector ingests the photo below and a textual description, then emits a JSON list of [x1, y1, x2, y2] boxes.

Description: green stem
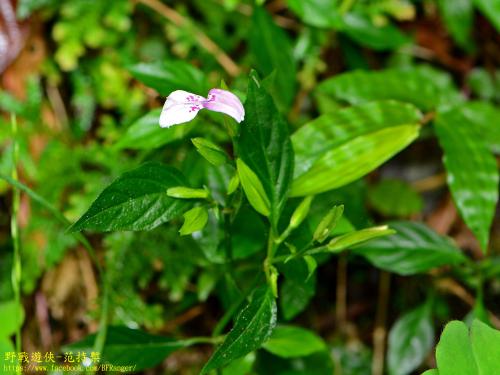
[[10, 115, 22, 362], [271, 244, 329, 264], [91, 275, 110, 374], [264, 228, 277, 282]]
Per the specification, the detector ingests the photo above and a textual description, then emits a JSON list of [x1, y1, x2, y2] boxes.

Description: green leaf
[[0, 300, 25, 337], [280, 258, 317, 320], [387, 303, 434, 375], [461, 101, 500, 154], [471, 319, 500, 375], [114, 109, 194, 150], [291, 101, 421, 196], [195, 208, 225, 264], [435, 107, 499, 252], [474, 0, 500, 32], [69, 162, 191, 232], [0, 337, 16, 373], [237, 73, 294, 226], [179, 206, 208, 235], [341, 13, 410, 50], [67, 326, 192, 371], [437, 0, 473, 48], [316, 66, 462, 111], [421, 370, 439, 375], [324, 225, 396, 253], [287, 0, 342, 28], [191, 137, 228, 166], [368, 179, 423, 217], [250, 7, 296, 109], [236, 158, 271, 217], [291, 123, 419, 197], [352, 221, 466, 275], [436, 321, 478, 375], [254, 350, 335, 375], [128, 60, 208, 95], [201, 286, 277, 374], [289, 196, 313, 230], [293, 101, 421, 178], [467, 69, 500, 103], [222, 352, 256, 375], [262, 325, 327, 358], [166, 186, 209, 199]]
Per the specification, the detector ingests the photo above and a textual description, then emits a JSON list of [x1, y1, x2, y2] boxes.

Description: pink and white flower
[[159, 88, 245, 128]]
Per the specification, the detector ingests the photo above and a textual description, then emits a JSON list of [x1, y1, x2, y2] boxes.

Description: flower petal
[[159, 90, 206, 128], [203, 88, 245, 123]]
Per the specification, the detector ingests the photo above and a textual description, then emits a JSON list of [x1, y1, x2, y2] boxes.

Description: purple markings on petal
[[203, 88, 245, 123], [159, 88, 245, 128]]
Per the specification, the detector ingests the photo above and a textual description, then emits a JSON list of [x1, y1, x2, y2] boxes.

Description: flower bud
[[313, 205, 344, 243]]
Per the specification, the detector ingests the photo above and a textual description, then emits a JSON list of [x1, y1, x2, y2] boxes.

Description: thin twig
[[372, 271, 390, 375], [336, 254, 347, 334], [10, 115, 22, 362], [436, 278, 500, 328], [412, 172, 447, 192], [136, 0, 241, 77], [46, 84, 69, 130]]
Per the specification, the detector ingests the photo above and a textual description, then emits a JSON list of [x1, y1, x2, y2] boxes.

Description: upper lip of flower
[[159, 88, 245, 128]]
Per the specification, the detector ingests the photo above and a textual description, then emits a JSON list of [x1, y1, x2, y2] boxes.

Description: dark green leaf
[[467, 69, 500, 103], [250, 8, 296, 109], [341, 13, 410, 51], [316, 66, 462, 111], [69, 162, 191, 232], [263, 325, 327, 358], [435, 107, 499, 252], [287, 0, 342, 28], [114, 109, 194, 150], [128, 61, 208, 95], [368, 179, 423, 217], [438, 0, 473, 48], [194, 208, 225, 264], [17, 0, 57, 19], [352, 221, 466, 275], [237, 72, 294, 227], [254, 350, 335, 375], [66, 326, 192, 371], [474, 0, 500, 32], [279, 258, 316, 320], [201, 286, 277, 374], [387, 303, 434, 375], [231, 207, 267, 259]]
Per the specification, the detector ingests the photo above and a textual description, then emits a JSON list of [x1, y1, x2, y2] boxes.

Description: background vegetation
[[1, 0, 499, 374]]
